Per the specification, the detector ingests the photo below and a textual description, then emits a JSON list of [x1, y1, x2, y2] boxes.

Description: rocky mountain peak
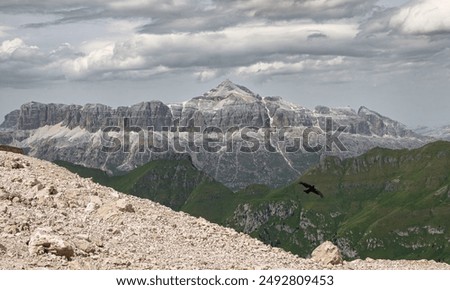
[[202, 79, 258, 101], [358, 106, 379, 116], [357, 105, 413, 137]]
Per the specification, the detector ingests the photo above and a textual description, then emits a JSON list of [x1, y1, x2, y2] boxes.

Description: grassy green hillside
[[56, 141, 450, 263], [55, 157, 231, 210], [226, 141, 450, 262]]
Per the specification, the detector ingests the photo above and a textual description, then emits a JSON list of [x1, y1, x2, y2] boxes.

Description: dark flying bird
[[299, 182, 324, 198]]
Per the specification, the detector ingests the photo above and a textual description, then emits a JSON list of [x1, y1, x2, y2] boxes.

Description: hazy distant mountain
[[414, 125, 450, 141], [0, 80, 428, 190]]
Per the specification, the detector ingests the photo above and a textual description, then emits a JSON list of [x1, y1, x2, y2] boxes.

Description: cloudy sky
[[0, 0, 449, 128]]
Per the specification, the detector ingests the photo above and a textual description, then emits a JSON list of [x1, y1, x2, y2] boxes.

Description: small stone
[[22, 190, 36, 201], [55, 200, 69, 209], [0, 204, 7, 214], [27, 178, 40, 187], [74, 239, 96, 255], [11, 162, 24, 169], [75, 234, 90, 241], [3, 225, 19, 234], [18, 223, 30, 232], [0, 191, 10, 200], [28, 227, 75, 260], [92, 238, 104, 248], [89, 196, 103, 207], [109, 191, 120, 199], [85, 202, 99, 213], [0, 243, 6, 255], [311, 241, 343, 266], [116, 199, 135, 213], [48, 186, 58, 195], [96, 203, 119, 220]]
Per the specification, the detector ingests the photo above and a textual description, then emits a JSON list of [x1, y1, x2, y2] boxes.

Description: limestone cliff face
[[3, 80, 417, 138], [15, 102, 81, 130], [11, 101, 173, 132], [0, 80, 428, 190], [0, 109, 20, 129]]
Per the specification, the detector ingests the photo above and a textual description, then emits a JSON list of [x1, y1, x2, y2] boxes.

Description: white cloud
[[235, 57, 346, 78], [195, 69, 221, 82], [0, 38, 41, 60], [62, 42, 147, 80], [363, 0, 450, 36], [389, 0, 450, 35], [59, 21, 358, 80]]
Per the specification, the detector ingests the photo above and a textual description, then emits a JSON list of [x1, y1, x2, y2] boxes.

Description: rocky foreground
[[0, 151, 448, 270]]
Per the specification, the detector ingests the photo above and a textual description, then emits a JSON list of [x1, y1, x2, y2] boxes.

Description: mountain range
[[0, 80, 432, 190]]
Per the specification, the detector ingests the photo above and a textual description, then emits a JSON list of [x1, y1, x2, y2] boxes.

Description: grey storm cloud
[[307, 32, 328, 40], [137, 0, 378, 34], [3, 0, 378, 32], [1, 0, 215, 31], [0, 0, 449, 85], [215, 0, 378, 20]]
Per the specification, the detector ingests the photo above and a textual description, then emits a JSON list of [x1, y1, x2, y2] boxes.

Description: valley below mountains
[[58, 141, 450, 264], [1, 150, 449, 270]]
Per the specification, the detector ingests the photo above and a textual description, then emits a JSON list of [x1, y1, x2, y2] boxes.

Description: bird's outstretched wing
[[299, 181, 312, 188], [312, 188, 324, 198]]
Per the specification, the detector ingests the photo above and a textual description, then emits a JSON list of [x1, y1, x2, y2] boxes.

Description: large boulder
[[311, 241, 343, 265]]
